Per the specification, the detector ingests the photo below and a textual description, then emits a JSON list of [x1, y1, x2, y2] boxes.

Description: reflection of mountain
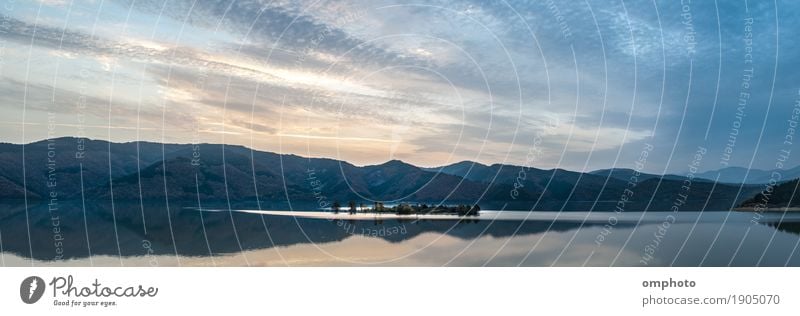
[[0, 139, 184, 199], [589, 168, 700, 183], [0, 137, 762, 211], [0, 201, 592, 261], [767, 222, 800, 236], [425, 160, 761, 210]]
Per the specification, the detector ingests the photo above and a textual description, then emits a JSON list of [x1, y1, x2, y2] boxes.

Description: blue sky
[[0, 0, 797, 174]]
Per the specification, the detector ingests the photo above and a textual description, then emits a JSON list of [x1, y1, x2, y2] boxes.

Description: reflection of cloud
[[0, 226, 644, 266]]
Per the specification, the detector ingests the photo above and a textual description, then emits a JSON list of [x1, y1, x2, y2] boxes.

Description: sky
[[0, 0, 798, 174]]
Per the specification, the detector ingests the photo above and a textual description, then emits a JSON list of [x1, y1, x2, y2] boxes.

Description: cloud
[[0, 0, 797, 173]]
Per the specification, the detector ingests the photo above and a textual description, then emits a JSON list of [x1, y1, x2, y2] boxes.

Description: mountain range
[[0, 137, 782, 211], [591, 166, 800, 185]]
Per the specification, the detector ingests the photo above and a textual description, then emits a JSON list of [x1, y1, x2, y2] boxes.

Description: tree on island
[[397, 203, 413, 215], [468, 204, 481, 216], [348, 200, 356, 214], [332, 201, 341, 213]]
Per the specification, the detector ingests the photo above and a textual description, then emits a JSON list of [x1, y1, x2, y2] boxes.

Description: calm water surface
[[2, 201, 800, 266]]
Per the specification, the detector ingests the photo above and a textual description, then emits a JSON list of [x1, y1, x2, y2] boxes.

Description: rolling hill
[[0, 137, 768, 211]]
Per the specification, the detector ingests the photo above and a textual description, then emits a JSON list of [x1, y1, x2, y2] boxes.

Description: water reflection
[[1, 201, 799, 266]]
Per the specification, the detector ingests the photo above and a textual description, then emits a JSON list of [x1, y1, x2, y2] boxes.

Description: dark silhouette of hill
[[694, 166, 800, 184], [589, 168, 699, 182], [739, 178, 800, 208], [0, 137, 763, 211]]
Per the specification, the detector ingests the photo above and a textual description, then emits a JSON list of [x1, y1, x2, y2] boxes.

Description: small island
[[735, 178, 800, 212], [330, 201, 480, 217]]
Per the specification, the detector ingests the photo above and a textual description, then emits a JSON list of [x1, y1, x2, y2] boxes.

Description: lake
[[2, 201, 800, 266]]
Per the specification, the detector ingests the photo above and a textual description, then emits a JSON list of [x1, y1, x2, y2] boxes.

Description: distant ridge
[[693, 166, 800, 184], [588, 168, 714, 183]]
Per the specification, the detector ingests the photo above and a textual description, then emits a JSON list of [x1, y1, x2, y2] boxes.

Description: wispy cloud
[[0, 0, 796, 172]]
